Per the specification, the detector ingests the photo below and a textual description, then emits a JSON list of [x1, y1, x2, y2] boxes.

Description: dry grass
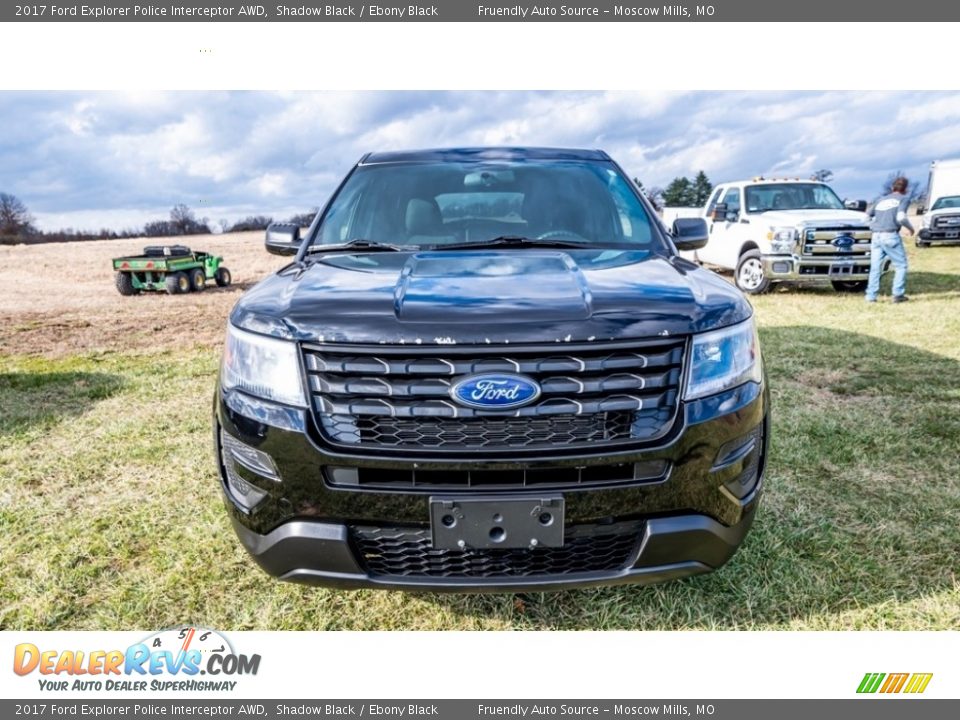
[[0, 232, 287, 356]]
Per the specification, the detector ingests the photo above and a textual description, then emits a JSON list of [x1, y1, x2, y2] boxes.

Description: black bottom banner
[[4, 700, 957, 720]]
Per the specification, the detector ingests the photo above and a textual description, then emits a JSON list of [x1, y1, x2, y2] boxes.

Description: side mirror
[[711, 202, 728, 221], [672, 217, 709, 251], [844, 199, 868, 212], [265, 223, 301, 256], [916, 206, 925, 216]]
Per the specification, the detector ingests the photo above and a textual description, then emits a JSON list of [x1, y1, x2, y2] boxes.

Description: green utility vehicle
[[112, 245, 231, 296]]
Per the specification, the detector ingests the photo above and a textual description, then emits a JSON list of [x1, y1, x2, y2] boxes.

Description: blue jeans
[[866, 231, 908, 299]]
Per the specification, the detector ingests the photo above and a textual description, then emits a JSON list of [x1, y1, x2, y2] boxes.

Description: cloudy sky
[[2, 91, 960, 232]]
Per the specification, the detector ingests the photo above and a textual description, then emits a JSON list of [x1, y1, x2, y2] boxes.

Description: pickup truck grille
[[801, 226, 871, 260], [302, 340, 684, 454], [934, 214, 960, 228]]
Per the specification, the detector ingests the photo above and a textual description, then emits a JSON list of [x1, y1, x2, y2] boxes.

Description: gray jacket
[[868, 192, 914, 234]]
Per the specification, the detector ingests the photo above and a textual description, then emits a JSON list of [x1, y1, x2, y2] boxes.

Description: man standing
[[866, 177, 914, 303]]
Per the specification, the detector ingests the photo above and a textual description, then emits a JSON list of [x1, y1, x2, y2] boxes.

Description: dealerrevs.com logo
[[13, 627, 261, 692]]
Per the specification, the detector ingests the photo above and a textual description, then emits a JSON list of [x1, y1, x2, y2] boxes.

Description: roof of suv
[[360, 147, 611, 164]]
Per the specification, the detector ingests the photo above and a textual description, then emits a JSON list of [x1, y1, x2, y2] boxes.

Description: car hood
[[929, 207, 960, 217], [755, 208, 869, 227], [231, 249, 752, 345]]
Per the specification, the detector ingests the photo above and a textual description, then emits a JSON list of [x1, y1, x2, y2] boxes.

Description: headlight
[[922, 215, 931, 229], [685, 319, 763, 400], [767, 226, 797, 253], [221, 324, 306, 407]]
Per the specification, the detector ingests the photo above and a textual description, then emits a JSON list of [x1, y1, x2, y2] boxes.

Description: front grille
[[303, 340, 684, 454], [801, 226, 871, 260], [934, 214, 960, 228], [350, 521, 643, 578]]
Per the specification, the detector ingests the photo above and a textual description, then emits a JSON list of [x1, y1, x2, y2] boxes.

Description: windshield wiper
[[306, 238, 410, 254], [426, 235, 594, 251]]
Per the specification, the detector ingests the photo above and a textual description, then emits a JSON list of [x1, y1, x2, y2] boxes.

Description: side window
[[706, 187, 724, 216], [722, 187, 741, 215], [319, 180, 365, 244], [605, 170, 652, 244]]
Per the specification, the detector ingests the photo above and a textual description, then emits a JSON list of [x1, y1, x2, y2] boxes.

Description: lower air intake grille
[[351, 410, 635, 449], [350, 521, 643, 578]]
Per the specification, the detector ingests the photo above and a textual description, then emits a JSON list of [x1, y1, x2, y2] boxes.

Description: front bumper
[[230, 503, 758, 592], [761, 254, 873, 282], [919, 228, 960, 242], [215, 378, 769, 592]]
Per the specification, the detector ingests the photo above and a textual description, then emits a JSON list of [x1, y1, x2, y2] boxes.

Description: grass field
[[1, 232, 959, 630]]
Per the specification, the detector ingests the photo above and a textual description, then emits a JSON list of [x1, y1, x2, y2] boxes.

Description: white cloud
[[254, 172, 287, 197], [3, 90, 960, 232]]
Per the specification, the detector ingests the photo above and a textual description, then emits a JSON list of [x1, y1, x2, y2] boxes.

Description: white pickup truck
[[665, 178, 876, 294]]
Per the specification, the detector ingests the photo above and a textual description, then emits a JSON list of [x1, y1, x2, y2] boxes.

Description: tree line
[[0, 193, 317, 246]]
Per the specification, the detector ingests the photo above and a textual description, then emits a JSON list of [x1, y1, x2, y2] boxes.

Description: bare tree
[[170, 203, 196, 234], [289, 210, 319, 227], [0, 192, 36, 236], [149, 204, 213, 236], [644, 187, 665, 211], [810, 169, 834, 183], [227, 215, 274, 232], [882, 170, 925, 204]]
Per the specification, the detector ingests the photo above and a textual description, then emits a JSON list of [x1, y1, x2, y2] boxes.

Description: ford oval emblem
[[450, 374, 541, 410], [833, 234, 855, 249]]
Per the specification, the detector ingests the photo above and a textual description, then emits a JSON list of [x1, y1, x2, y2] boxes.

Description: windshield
[[744, 183, 846, 212], [312, 159, 664, 253], [932, 195, 960, 211]]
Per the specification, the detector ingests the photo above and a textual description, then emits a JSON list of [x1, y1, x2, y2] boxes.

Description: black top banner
[[2, 0, 954, 22]]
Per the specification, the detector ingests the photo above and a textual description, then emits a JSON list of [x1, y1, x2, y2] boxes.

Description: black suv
[[214, 147, 769, 591]]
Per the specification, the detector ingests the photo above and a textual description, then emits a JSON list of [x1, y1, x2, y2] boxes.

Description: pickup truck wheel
[[214, 267, 232, 287], [189, 268, 206, 291], [115, 272, 139, 296], [831, 280, 868, 293], [166, 272, 190, 295], [735, 250, 770, 294], [915, 237, 930, 248]]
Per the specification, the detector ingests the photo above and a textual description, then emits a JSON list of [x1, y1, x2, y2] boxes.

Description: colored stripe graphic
[[857, 673, 885, 693], [880, 673, 909, 693], [857, 672, 932, 694], [904, 673, 934, 694]]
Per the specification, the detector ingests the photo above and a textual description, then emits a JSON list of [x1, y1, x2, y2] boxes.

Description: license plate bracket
[[829, 261, 855, 276], [945, 230, 959, 239], [430, 496, 565, 550]]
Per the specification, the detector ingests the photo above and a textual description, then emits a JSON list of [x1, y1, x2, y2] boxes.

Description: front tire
[[115, 272, 138, 296], [214, 267, 232, 287], [735, 250, 770, 294], [832, 280, 868, 293], [165, 272, 190, 295]]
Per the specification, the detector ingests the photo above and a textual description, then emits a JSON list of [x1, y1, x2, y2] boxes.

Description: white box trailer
[[918, 159, 960, 246], [925, 158, 960, 210]]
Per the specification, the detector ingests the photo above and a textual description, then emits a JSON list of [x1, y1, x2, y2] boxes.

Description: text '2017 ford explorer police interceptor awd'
[[214, 148, 769, 592]]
